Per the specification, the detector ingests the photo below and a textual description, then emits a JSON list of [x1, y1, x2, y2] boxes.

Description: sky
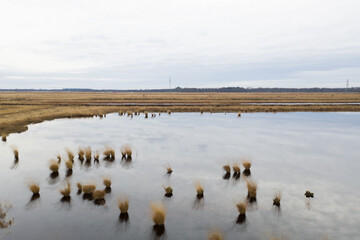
[[0, 0, 359, 89]]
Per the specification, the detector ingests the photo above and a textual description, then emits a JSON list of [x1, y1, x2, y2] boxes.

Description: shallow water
[[0, 112, 359, 240]]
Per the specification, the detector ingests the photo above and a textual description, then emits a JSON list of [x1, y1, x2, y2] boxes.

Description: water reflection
[[233, 214, 248, 232], [193, 196, 204, 209], [48, 172, 60, 185], [151, 225, 166, 240], [25, 194, 41, 211], [222, 172, 230, 180]]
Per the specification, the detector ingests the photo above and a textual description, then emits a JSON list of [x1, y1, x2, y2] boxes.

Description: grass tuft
[[117, 196, 129, 213], [84, 146, 92, 161], [223, 164, 231, 174], [56, 154, 61, 164], [166, 165, 173, 174], [49, 159, 59, 173], [93, 190, 105, 200], [104, 146, 115, 159], [103, 176, 112, 188], [77, 182, 82, 193], [65, 160, 73, 170], [194, 181, 204, 197], [232, 163, 241, 173], [78, 148, 85, 161], [242, 160, 252, 170], [150, 203, 166, 226], [82, 184, 96, 194], [273, 192, 281, 206], [208, 228, 224, 240], [66, 148, 74, 162], [60, 182, 71, 197], [121, 144, 132, 158], [28, 182, 40, 194], [305, 190, 314, 198], [236, 201, 247, 215], [94, 151, 100, 161], [12, 147, 19, 160], [246, 180, 257, 200]]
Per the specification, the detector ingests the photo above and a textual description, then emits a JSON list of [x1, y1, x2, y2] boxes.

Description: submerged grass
[[150, 203, 166, 226]]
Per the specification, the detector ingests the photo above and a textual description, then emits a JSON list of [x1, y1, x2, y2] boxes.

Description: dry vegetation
[[1, 91, 359, 135], [0, 202, 13, 229], [150, 203, 166, 226], [208, 228, 224, 240], [236, 201, 247, 215], [194, 181, 204, 197], [117, 196, 129, 213], [60, 182, 71, 197]]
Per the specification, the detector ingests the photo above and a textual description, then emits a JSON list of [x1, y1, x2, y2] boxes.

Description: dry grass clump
[[117, 196, 129, 213], [27, 182, 40, 194], [223, 164, 231, 174], [103, 176, 111, 188], [66, 148, 74, 162], [305, 190, 314, 198], [65, 160, 73, 170], [164, 186, 173, 197], [93, 190, 105, 200], [49, 159, 59, 173], [78, 148, 85, 161], [104, 146, 115, 159], [84, 147, 92, 161], [208, 228, 224, 240], [77, 182, 82, 193], [1, 134, 7, 142], [273, 192, 281, 206], [150, 203, 166, 226], [82, 184, 96, 194], [242, 160, 252, 170], [60, 182, 71, 197], [166, 165, 173, 174], [0, 202, 13, 229], [121, 144, 132, 159], [236, 201, 247, 215], [56, 154, 61, 164], [246, 180, 257, 200], [194, 181, 204, 198], [232, 163, 241, 173], [94, 151, 99, 161]]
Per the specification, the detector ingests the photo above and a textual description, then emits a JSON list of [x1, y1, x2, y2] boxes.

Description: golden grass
[[164, 186, 173, 194], [117, 196, 129, 213], [93, 190, 105, 200], [236, 201, 247, 215], [1, 134, 7, 142], [84, 146, 92, 161], [121, 144, 132, 158], [242, 160, 252, 170], [150, 203, 166, 226], [223, 164, 231, 174], [60, 182, 71, 197], [82, 184, 96, 194], [273, 192, 281, 206], [246, 180, 257, 199], [28, 183, 40, 194], [232, 163, 241, 173], [78, 148, 85, 160], [65, 160, 73, 170], [104, 146, 115, 159], [1, 92, 359, 136], [103, 176, 111, 188], [194, 181, 204, 197], [208, 228, 224, 240], [49, 159, 59, 173], [66, 148, 74, 162]]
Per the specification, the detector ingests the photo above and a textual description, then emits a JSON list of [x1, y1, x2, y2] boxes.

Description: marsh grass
[[194, 181, 204, 198], [104, 146, 115, 160], [93, 190, 105, 200], [82, 184, 96, 194], [65, 160, 73, 170], [66, 148, 74, 162], [232, 163, 241, 173], [121, 144, 132, 159], [236, 200, 247, 216], [246, 180, 257, 201], [84, 146, 92, 161], [150, 203, 166, 226], [94, 151, 99, 161], [166, 164, 173, 174], [242, 160, 252, 176], [1, 134, 7, 142], [78, 148, 85, 161], [103, 176, 112, 189], [223, 164, 231, 174], [77, 183, 82, 194], [305, 191, 314, 198], [49, 159, 59, 173], [117, 196, 129, 214], [56, 154, 61, 164], [27, 182, 40, 195], [164, 186, 173, 197], [12, 147, 19, 160], [208, 228, 224, 240], [60, 182, 71, 197], [273, 193, 281, 206]]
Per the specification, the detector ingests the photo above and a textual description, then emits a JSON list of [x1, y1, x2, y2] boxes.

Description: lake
[[1, 112, 359, 240]]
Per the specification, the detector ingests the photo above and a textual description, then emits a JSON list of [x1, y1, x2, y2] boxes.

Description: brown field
[[1, 91, 360, 136]]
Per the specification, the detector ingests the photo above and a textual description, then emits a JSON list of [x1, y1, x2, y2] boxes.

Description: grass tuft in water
[[117, 196, 129, 213], [246, 180, 257, 201], [208, 228, 224, 240], [60, 182, 71, 197], [151, 203, 166, 226], [49, 159, 59, 173], [194, 181, 204, 198], [273, 192, 281, 206]]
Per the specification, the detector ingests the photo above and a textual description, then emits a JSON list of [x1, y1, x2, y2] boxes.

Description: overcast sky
[[0, 0, 359, 89]]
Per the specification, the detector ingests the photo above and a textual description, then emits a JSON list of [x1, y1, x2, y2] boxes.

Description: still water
[[0, 112, 359, 240]]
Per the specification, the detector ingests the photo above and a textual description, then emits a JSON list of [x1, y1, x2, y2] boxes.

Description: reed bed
[[93, 190, 105, 200], [77, 183, 82, 193]]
